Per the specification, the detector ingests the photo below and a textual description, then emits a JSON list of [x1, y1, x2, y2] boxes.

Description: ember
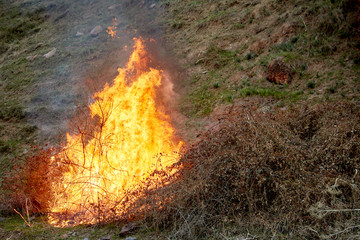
[[106, 18, 117, 39]]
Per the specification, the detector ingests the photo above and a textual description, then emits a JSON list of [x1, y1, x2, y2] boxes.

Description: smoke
[[20, 0, 182, 142]]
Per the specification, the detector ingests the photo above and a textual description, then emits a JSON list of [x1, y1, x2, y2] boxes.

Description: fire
[[48, 38, 183, 227], [106, 18, 117, 39]]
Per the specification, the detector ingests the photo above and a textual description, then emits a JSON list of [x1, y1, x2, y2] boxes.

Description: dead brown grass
[[124, 99, 360, 239]]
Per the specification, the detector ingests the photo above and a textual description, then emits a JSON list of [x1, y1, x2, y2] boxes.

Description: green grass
[[0, 215, 162, 240], [197, 10, 227, 27], [236, 86, 304, 100], [184, 83, 304, 117], [187, 86, 217, 116], [200, 44, 239, 68]]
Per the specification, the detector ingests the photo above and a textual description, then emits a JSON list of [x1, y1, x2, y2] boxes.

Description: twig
[[326, 225, 360, 238], [319, 209, 360, 213], [316, 208, 360, 217], [26, 198, 30, 224], [300, 16, 307, 32], [14, 209, 32, 227], [307, 227, 319, 235], [353, 169, 358, 183]]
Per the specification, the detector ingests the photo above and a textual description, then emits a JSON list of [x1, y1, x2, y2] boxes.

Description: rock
[[76, 31, 84, 37], [125, 237, 137, 240], [55, 9, 69, 22], [90, 25, 102, 37], [119, 222, 138, 236], [34, 42, 43, 49], [258, 106, 271, 113], [0, 217, 5, 222], [266, 59, 292, 84], [149, 3, 156, 9], [84, 238, 89, 240], [99, 236, 111, 240], [26, 55, 37, 61], [61, 233, 69, 239], [108, 4, 121, 10], [43, 48, 56, 58]]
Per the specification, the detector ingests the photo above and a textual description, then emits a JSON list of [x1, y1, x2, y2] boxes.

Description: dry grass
[[1, 0, 360, 237], [1, 100, 359, 239], [124, 100, 360, 239]]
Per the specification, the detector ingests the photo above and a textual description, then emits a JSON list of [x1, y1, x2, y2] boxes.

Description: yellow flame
[[48, 38, 182, 227]]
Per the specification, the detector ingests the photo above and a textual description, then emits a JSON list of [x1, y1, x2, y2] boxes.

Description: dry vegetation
[[6, 99, 359, 239], [1, 0, 360, 239], [111, 99, 357, 239]]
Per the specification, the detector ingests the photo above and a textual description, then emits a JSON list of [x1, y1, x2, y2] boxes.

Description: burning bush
[[45, 38, 182, 227], [0, 146, 55, 217], [1, 37, 184, 228]]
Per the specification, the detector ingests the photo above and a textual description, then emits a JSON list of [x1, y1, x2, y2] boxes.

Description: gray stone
[[125, 237, 137, 240], [108, 4, 121, 10], [119, 222, 138, 236], [26, 55, 37, 61], [76, 31, 84, 37], [43, 48, 56, 58], [34, 42, 43, 49], [99, 236, 111, 240], [90, 25, 102, 37]]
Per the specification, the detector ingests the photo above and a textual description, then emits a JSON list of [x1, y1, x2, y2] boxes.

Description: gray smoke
[[19, 0, 173, 142]]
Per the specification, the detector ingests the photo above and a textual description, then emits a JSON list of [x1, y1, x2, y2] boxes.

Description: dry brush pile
[[1, 100, 359, 239], [129, 100, 360, 239]]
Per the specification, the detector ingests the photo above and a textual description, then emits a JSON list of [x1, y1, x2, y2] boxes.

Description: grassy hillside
[[160, 0, 360, 118], [0, 1, 45, 183], [139, 0, 360, 238], [0, 0, 359, 239]]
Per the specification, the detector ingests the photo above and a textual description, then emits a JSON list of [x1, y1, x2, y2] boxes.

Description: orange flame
[[106, 18, 117, 39], [48, 38, 183, 227]]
